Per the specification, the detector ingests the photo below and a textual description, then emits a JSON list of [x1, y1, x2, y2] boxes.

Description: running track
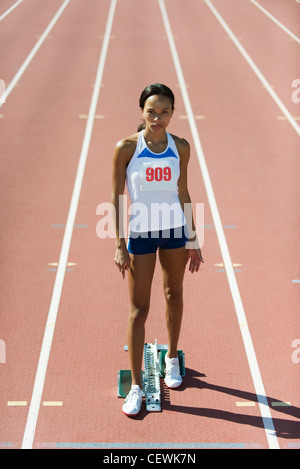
[[0, 0, 299, 451]]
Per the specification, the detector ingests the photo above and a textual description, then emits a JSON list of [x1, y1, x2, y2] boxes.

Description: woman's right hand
[[114, 244, 131, 279]]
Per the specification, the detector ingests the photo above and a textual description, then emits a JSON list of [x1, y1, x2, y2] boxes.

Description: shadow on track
[[136, 368, 300, 439]]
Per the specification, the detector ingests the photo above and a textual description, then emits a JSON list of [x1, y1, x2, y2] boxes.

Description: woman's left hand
[[187, 248, 204, 273]]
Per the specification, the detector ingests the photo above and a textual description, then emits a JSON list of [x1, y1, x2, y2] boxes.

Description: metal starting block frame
[[117, 339, 185, 412]]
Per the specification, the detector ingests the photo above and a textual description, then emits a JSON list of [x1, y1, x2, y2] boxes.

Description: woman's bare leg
[[127, 252, 156, 387], [159, 247, 187, 358]]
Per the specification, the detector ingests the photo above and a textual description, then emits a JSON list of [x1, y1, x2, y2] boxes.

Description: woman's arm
[[176, 137, 204, 272], [111, 139, 133, 278], [176, 138, 195, 236]]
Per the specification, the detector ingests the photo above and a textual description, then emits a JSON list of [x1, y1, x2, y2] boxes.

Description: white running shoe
[[122, 385, 143, 417], [164, 355, 182, 389]]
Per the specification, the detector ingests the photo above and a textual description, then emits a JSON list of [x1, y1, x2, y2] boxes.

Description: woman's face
[[141, 94, 174, 133]]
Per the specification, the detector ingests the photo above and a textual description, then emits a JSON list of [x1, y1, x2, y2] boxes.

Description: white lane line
[[203, 0, 300, 137], [7, 401, 27, 406], [158, 0, 280, 450], [0, 0, 24, 22], [21, 0, 118, 449], [0, 0, 71, 109], [250, 0, 300, 44], [42, 401, 63, 406]]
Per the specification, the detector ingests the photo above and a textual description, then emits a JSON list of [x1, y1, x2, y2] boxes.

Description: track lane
[[159, 0, 279, 449], [251, 0, 300, 38], [0, 0, 25, 22], [205, 0, 300, 444], [250, 0, 300, 44], [210, 0, 300, 133], [1, 0, 298, 450], [0, 0, 69, 96], [0, 0, 112, 448], [21, 0, 117, 449], [165, 0, 300, 447], [32, 0, 276, 449]]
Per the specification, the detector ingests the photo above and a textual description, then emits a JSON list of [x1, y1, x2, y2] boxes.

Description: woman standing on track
[[112, 83, 204, 416]]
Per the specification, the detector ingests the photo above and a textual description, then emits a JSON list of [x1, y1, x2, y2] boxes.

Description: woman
[[112, 83, 204, 416]]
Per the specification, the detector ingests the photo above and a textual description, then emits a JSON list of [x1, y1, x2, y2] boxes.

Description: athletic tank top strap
[[126, 131, 146, 173], [166, 132, 180, 159], [127, 131, 179, 170]]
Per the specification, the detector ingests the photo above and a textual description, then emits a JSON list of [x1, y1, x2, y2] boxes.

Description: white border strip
[[158, 0, 280, 450], [0, 0, 71, 108], [203, 0, 300, 137], [21, 0, 118, 449], [0, 0, 24, 22], [250, 0, 300, 44]]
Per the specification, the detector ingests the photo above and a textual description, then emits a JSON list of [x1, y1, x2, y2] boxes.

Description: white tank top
[[126, 131, 185, 233]]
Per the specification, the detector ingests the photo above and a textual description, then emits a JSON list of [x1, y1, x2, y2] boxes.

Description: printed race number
[[145, 166, 172, 182], [139, 159, 178, 192]]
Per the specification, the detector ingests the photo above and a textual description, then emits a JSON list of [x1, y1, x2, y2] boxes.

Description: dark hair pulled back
[[137, 83, 175, 132]]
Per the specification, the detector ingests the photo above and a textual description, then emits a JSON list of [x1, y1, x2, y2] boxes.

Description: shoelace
[[165, 359, 180, 378], [125, 388, 141, 404]]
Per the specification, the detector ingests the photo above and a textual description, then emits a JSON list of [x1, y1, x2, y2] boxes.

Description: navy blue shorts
[[127, 225, 188, 255]]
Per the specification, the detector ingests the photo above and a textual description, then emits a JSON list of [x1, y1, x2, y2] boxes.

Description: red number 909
[[145, 166, 171, 182]]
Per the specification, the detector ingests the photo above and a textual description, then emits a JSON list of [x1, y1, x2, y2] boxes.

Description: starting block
[[117, 340, 185, 412]]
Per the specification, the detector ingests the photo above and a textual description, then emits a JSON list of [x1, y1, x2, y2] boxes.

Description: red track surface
[[0, 0, 299, 451]]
